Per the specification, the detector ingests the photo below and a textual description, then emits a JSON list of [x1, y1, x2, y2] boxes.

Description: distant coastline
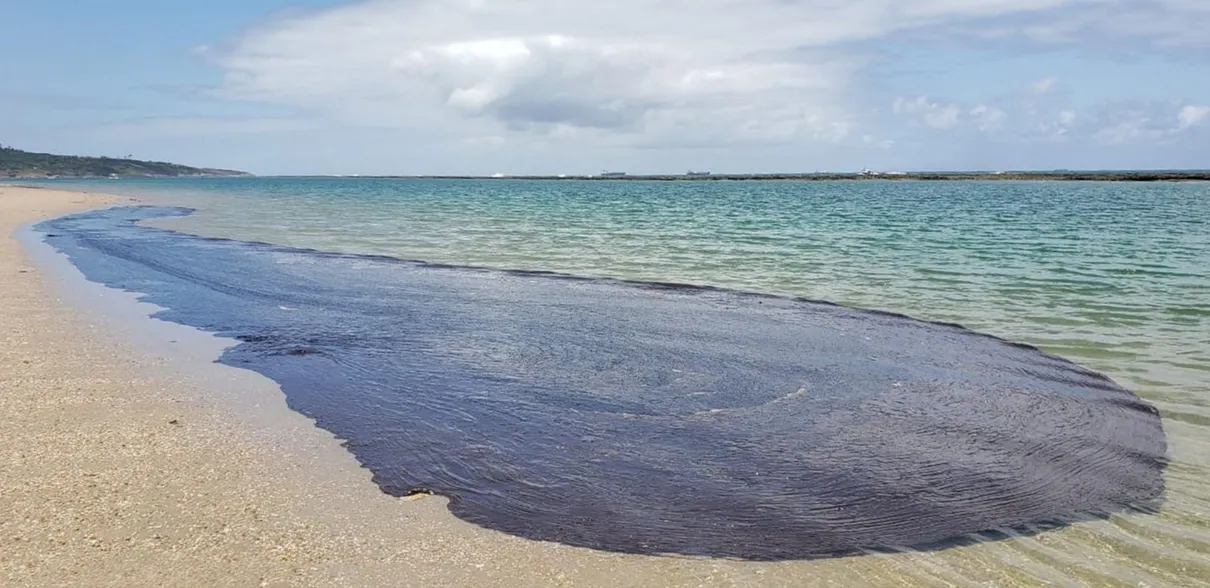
[[0, 146, 251, 179]]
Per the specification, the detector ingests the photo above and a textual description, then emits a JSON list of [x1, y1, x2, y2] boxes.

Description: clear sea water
[[20, 177, 1210, 585]]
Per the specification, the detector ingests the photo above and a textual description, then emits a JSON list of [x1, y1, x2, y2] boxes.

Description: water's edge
[[32, 204, 1169, 562], [16, 208, 418, 510]]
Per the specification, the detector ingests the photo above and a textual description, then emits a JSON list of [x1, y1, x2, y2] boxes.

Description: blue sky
[[3, 0, 1209, 175]]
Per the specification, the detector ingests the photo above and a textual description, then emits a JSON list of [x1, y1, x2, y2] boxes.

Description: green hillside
[[1, 145, 251, 178]]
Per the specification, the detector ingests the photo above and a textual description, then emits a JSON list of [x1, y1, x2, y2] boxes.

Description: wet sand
[[3, 185, 1160, 587], [0, 186, 673, 586]]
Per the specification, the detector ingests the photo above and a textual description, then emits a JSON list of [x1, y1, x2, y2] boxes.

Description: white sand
[[1, 185, 1041, 587]]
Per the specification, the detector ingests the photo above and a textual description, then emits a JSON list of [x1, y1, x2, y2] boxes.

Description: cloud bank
[[188, 0, 1210, 171]]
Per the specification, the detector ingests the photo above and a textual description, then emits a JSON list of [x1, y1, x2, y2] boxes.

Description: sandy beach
[[1, 186, 424, 586], [5, 188, 915, 587], [1, 186, 739, 587], [7, 185, 1193, 588]]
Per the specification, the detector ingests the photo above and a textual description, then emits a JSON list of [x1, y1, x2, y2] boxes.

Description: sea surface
[[20, 177, 1210, 585]]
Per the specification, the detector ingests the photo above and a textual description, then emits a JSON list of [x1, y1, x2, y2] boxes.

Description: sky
[[2, 0, 1209, 175]]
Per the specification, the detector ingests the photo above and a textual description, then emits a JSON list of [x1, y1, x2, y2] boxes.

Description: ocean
[[21, 177, 1210, 584]]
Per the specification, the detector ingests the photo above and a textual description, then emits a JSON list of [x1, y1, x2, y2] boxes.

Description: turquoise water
[[81, 178, 1210, 395], [20, 177, 1210, 585]]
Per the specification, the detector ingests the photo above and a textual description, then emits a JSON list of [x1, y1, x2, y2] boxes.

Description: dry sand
[[0, 186, 768, 587], [0, 186, 1020, 587]]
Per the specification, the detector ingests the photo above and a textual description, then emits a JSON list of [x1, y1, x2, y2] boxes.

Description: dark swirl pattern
[[38, 206, 1166, 560]]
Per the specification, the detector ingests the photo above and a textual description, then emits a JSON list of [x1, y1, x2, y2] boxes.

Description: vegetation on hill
[[0, 145, 250, 178]]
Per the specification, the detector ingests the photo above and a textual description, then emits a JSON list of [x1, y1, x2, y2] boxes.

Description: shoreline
[[0, 186, 745, 586], [5, 187, 949, 586], [5, 185, 1198, 586], [1, 186, 422, 586]]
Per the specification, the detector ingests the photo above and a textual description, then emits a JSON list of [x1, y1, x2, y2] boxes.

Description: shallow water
[[38, 205, 1167, 560], [21, 177, 1210, 583]]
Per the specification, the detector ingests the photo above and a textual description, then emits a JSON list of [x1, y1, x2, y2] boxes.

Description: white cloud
[[970, 105, 1008, 131], [207, 0, 1139, 148], [1088, 102, 1209, 145], [1094, 121, 1150, 145], [893, 96, 963, 130], [173, 0, 1210, 173], [891, 95, 1207, 147], [1044, 109, 1077, 140], [1030, 77, 1057, 95], [1027, 109, 1077, 141], [1178, 105, 1210, 129]]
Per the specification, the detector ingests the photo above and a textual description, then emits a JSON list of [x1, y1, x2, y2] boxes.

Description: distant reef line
[[389, 171, 1210, 182], [0, 146, 251, 179]]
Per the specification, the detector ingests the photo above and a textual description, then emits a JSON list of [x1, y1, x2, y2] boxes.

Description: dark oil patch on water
[[38, 206, 1167, 560]]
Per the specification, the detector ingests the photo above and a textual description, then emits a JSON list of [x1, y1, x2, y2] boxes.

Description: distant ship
[[686, 170, 712, 176], [600, 170, 627, 177]]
